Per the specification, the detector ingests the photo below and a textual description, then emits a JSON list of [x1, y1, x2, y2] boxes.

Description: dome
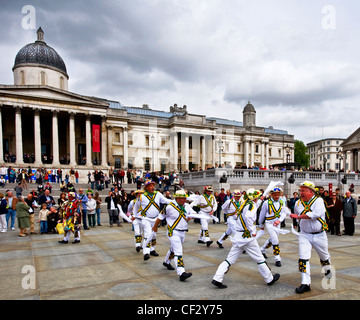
[[12, 27, 68, 78], [243, 101, 256, 113]]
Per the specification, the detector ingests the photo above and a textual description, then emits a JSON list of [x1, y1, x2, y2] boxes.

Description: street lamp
[[323, 155, 327, 172], [285, 144, 291, 164], [338, 150, 344, 172], [151, 134, 155, 172], [218, 138, 224, 167]]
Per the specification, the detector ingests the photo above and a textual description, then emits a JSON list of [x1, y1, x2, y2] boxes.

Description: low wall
[[180, 169, 360, 196]]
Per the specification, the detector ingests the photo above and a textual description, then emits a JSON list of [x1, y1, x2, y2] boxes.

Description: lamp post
[[151, 134, 155, 172], [285, 144, 291, 164], [218, 138, 224, 168], [323, 155, 327, 172]]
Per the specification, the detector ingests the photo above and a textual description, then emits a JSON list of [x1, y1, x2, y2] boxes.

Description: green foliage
[[294, 140, 310, 168]]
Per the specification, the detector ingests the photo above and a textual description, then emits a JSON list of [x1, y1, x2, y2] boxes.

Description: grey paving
[[1, 212, 360, 300]]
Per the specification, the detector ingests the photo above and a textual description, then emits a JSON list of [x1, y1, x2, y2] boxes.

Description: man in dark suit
[[37, 189, 55, 209], [342, 191, 357, 236]]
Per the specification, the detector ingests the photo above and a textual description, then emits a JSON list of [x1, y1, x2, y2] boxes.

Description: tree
[[294, 140, 310, 168]]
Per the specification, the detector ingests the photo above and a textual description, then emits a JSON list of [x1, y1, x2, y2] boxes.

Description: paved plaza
[[1, 211, 359, 301]]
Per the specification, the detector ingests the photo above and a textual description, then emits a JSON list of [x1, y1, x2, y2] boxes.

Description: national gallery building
[[0, 28, 295, 174]]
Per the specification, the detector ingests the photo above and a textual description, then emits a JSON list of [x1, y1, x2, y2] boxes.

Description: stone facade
[[0, 28, 295, 176]]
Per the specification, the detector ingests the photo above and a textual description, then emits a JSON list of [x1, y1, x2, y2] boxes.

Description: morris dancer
[[217, 189, 243, 249], [128, 189, 144, 252], [153, 190, 196, 282], [58, 192, 81, 244], [133, 180, 171, 260], [212, 188, 280, 289], [290, 181, 332, 294], [190, 186, 217, 247], [258, 187, 289, 267]]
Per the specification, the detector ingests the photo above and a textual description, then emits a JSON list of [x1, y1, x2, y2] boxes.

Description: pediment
[[341, 127, 360, 149], [0, 85, 108, 108]]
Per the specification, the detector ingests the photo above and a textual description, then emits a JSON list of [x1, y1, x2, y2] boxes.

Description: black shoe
[[198, 240, 205, 244], [144, 254, 150, 261], [163, 262, 175, 270], [150, 250, 159, 256], [72, 240, 80, 244], [217, 241, 224, 249], [275, 261, 281, 267], [295, 284, 311, 294], [206, 241, 213, 247], [136, 246, 141, 252], [58, 240, 68, 244], [267, 273, 280, 286], [212, 279, 227, 289], [180, 272, 192, 282]]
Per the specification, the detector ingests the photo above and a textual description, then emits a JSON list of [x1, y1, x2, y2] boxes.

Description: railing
[[180, 168, 360, 187]]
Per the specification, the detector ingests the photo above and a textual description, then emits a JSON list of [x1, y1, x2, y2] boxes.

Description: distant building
[[0, 28, 295, 173], [307, 138, 346, 171]]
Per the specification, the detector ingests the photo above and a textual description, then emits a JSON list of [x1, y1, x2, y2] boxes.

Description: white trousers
[[133, 219, 143, 248], [217, 219, 236, 244], [261, 222, 281, 262], [164, 230, 186, 276], [298, 231, 331, 285], [199, 213, 211, 242], [63, 228, 80, 241], [213, 233, 273, 284], [0, 214, 7, 232], [142, 219, 156, 255]]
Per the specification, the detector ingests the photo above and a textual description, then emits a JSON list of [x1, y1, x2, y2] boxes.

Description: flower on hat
[[245, 188, 262, 201]]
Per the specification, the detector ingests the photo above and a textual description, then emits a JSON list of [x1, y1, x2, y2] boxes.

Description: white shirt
[[87, 198, 97, 214], [294, 196, 327, 234], [158, 200, 197, 234], [190, 194, 218, 213], [234, 200, 257, 235], [259, 198, 288, 228], [133, 191, 171, 219]]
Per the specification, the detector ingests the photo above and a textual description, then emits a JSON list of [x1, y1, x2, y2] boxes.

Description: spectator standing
[[342, 191, 357, 236], [25, 194, 37, 234], [5, 191, 18, 231], [326, 193, 343, 235], [77, 188, 89, 230], [86, 193, 97, 228], [0, 193, 8, 232], [38, 189, 55, 209], [16, 196, 30, 237], [94, 192, 102, 226], [38, 203, 50, 234]]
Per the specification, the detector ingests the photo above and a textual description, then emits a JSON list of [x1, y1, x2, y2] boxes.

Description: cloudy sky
[[1, 0, 359, 144]]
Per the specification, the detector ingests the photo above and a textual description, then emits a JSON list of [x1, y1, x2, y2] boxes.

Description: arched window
[[20, 70, 25, 85], [40, 71, 46, 85]]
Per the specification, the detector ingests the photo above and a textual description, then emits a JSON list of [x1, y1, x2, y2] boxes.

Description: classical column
[[244, 139, 249, 167], [265, 142, 270, 169], [101, 116, 107, 166], [15, 106, 24, 165], [123, 127, 128, 168], [107, 125, 113, 166], [261, 141, 265, 167], [52, 110, 60, 166], [69, 112, 76, 166], [212, 135, 216, 166], [202, 136, 206, 169], [0, 105, 3, 163], [184, 133, 189, 171], [172, 132, 178, 171], [85, 114, 92, 166], [34, 108, 42, 165], [250, 140, 254, 167]]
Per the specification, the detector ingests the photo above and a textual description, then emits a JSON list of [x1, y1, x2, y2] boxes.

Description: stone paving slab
[[0, 217, 359, 301]]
